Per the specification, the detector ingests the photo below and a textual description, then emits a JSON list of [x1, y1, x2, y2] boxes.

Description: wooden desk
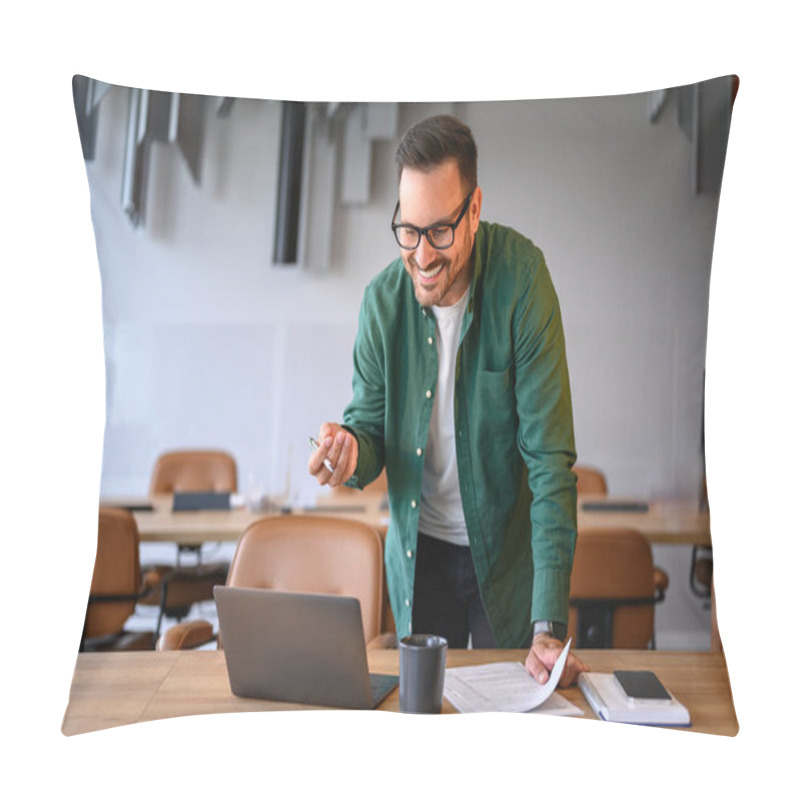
[[577, 496, 711, 546], [62, 648, 737, 736], [105, 494, 710, 547], [101, 493, 390, 546]]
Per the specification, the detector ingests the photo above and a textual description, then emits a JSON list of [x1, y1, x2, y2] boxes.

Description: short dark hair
[[395, 114, 478, 192]]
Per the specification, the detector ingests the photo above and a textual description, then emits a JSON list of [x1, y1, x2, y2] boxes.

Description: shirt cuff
[[531, 568, 571, 629]]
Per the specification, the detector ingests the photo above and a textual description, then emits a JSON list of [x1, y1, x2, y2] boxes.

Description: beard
[[404, 251, 468, 308], [407, 254, 449, 306]]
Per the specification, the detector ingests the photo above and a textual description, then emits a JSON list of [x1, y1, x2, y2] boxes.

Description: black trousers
[[411, 532, 532, 649]]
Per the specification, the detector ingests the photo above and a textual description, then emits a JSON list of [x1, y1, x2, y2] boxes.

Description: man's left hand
[[524, 633, 588, 687]]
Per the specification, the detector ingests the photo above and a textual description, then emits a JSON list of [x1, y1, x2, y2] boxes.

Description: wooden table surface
[[101, 492, 388, 545], [578, 496, 711, 546], [62, 647, 737, 737], [103, 493, 711, 547]]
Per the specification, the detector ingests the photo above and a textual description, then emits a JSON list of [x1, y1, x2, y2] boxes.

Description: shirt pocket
[[474, 366, 517, 439]]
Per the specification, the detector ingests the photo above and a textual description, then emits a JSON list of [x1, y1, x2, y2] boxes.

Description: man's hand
[[524, 633, 588, 687], [308, 423, 359, 488]]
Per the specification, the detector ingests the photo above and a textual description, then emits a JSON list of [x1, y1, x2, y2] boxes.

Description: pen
[[309, 436, 334, 473]]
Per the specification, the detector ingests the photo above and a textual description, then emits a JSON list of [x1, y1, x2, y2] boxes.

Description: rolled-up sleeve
[[343, 285, 387, 489]]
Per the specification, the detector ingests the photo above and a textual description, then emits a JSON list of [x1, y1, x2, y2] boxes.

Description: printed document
[[444, 639, 581, 714]]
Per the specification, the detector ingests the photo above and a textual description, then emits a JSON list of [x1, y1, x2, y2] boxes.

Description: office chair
[[691, 475, 713, 601], [157, 514, 394, 651], [573, 465, 608, 496], [140, 449, 236, 638], [149, 449, 238, 495], [81, 507, 161, 651], [710, 582, 723, 652], [690, 546, 713, 598], [573, 464, 669, 631], [330, 467, 392, 633], [567, 527, 667, 649]]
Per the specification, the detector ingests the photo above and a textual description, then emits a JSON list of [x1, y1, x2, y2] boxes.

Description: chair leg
[[572, 596, 662, 649], [576, 605, 615, 648], [177, 544, 203, 565]]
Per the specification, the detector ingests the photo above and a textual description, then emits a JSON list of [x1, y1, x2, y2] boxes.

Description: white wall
[[84, 87, 725, 506]]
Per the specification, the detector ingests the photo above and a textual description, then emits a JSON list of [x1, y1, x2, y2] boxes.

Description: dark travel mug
[[398, 634, 448, 714]]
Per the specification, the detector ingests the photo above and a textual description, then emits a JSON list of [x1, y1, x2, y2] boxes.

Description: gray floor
[[129, 540, 713, 651]]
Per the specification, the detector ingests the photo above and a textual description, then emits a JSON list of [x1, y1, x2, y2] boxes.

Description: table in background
[[62, 648, 737, 736], [99, 492, 390, 546], [577, 495, 711, 546], [102, 494, 710, 548]]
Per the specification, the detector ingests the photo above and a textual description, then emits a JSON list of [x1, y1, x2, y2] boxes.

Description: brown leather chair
[[710, 581, 723, 652], [149, 449, 238, 495], [572, 464, 669, 628], [573, 465, 608, 496], [81, 507, 160, 651], [331, 468, 392, 632], [158, 515, 394, 651], [141, 449, 237, 637], [690, 546, 713, 598], [567, 527, 666, 649]]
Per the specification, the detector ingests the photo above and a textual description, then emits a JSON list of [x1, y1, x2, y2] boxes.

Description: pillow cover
[[66, 75, 736, 734]]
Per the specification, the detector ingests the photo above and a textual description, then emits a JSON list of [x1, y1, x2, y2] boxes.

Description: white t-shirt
[[418, 289, 470, 546]]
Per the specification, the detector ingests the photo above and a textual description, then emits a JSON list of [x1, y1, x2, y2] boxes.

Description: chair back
[[225, 515, 385, 644], [710, 583, 722, 652], [573, 465, 608, 496], [150, 449, 237, 495], [85, 508, 142, 639], [567, 527, 657, 648]]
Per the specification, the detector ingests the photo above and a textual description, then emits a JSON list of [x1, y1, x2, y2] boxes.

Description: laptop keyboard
[[369, 673, 399, 705]]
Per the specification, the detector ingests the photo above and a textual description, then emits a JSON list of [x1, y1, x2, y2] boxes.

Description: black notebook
[[581, 500, 650, 513]]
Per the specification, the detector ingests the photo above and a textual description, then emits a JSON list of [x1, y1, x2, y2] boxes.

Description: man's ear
[[469, 186, 483, 233]]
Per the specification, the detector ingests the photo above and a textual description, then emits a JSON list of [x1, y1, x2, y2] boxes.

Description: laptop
[[173, 491, 231, 511], [214, 585, 398, 710]]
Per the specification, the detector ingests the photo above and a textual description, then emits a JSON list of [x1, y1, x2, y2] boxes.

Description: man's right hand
[[308, 423, 359, 488]]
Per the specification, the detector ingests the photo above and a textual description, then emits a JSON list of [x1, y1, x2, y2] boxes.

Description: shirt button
[[416, 447, 422, 456], [405, 598, 410, 607], [411, 500, 417, 509], [427, 336, 433, 345], [425, 389, 432, 398], [406, 549, 413, 558]]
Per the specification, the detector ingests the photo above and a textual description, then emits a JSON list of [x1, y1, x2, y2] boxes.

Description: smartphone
[[613, 670, 672, 702]]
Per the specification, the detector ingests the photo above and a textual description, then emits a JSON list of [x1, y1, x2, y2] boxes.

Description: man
[[309, 114, 586, 686]]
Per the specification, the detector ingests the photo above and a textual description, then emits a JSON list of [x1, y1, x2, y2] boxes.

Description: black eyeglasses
[[391, 190, 474, 250]]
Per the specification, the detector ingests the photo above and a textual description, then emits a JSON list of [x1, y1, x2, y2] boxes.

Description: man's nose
[[414, 234, 437, 270]]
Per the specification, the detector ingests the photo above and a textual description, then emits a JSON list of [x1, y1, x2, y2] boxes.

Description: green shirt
[[343, 221, 577, 647]]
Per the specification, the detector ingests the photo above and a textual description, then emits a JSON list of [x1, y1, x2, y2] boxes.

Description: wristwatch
[[533, 620, 556, 638]]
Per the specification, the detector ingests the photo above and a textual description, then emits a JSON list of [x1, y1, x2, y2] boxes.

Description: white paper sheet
[[444, 638, 581, 714]]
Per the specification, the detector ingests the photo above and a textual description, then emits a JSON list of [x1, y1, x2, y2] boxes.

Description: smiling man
[[309, 114, 586, 687], [394, 159, 476, 307]]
